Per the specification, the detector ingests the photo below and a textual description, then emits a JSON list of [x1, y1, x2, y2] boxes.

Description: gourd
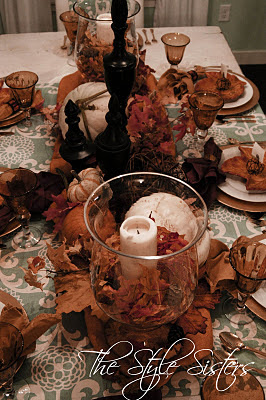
[[67, 168, 103, 203], [59, 82, 110, 141], [60, 203, 116, 245], [60, 204, 89, 244]]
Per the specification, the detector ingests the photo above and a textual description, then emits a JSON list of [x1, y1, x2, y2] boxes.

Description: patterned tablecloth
[[0, 27, 266, 399]]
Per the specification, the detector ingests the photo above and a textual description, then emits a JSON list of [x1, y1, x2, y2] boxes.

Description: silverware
[[142, 29, 151, 45], [228, 138, 266, 146], [216, 115, 256, 124], [0, 131, 15, 136], [150, 28, 157, 43], [220, 332, 266, 358], [213, 348, 266, 377]]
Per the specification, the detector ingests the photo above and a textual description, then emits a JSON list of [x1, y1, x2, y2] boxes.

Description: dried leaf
[[54, 270, 97, 314], [46, 242, 78, 272], [177, 305, 207, 335], [20, 267, 44, 290], [27, 256, 45, 274], [43, 190, 80, 233]]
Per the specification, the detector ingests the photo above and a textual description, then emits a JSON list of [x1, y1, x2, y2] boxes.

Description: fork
[[142, 29, 151, 45], [216, 115, 256, 124], [150, 28, 157, 42]]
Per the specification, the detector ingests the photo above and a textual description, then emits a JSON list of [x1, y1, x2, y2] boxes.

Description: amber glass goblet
[[189, 91, 224, 155], [0, 322, 24, 398], [161, 32, 190, 68], [0, 168, 41, 248], [5, 71, 38, 127], [60, 10, 79, 66], [223, 241, 266, 326]]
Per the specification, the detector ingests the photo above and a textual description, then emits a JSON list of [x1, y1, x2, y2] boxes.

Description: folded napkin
[[0, 304, 60, 357], [182, 137, 225, 208], [204, 234, 266, 293]]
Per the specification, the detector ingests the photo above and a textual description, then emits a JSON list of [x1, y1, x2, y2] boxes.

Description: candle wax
[[120, 216, 157, 279]]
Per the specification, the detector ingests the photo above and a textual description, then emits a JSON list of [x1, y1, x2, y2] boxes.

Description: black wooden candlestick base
[[95, 0, 137, 179]]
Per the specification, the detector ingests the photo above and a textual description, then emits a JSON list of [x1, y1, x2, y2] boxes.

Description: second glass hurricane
[[0, 168, 41, 248]]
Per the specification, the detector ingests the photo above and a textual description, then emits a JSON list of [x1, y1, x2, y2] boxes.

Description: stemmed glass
[[161, 32, 190, 69], [5, 71, 38, 127], [0, 168, 41, 248], [188, 91, 224, 155], [59, 11, 79, 67], [0, 322, 24, 398], [223, 241, 266, 326]]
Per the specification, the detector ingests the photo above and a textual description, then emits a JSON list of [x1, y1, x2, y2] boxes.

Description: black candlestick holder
[[59, 99, 96, 173], [95, 0, 137, 179]]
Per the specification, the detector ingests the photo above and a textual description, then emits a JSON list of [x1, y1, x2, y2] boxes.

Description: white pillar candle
[[221, 63, 228, 78], [119, 216, 157, 279], [96, 13, 114, 45]]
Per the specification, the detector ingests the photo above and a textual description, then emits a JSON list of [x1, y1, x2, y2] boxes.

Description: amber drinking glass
[[0, 322, 24, 399], [5, 71, 38, 127], [223, 241, 266, 326], [59, 10, 79, 66], [161, 32, 190, 68], [0, 168, 41, 248], [189, 91, 224, 155]]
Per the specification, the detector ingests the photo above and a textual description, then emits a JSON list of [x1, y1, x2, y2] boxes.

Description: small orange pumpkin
[[67, 168, 103, 203], [60, 203, 116, 245]]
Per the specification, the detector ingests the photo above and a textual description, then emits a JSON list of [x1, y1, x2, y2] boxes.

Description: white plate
[[218, 147, 266, 202], [252, 281, 266, 309], [206, 69, 253, 109]]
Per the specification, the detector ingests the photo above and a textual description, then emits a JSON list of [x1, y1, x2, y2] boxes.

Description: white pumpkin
[[59, 82, 110, 141], [125, 192, 211, 266], [67, 168, 103, 202]]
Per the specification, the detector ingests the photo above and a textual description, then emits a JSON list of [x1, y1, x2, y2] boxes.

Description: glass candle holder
[[73, 0, 140, 82], [84, 172, 209, 330]]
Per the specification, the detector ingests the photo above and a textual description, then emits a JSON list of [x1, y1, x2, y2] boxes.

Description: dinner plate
[[0, 218, 21, 239], [222, 74, 253, 109], [218, 147, 266, 203], [217, 189, 266, 212], [218, 75, 260, 116], [205, 68, 254, 109], [0, 110, 25, 128]]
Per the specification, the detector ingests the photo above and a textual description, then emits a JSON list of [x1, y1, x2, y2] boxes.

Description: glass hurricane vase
[[73, 0, 140, 82], [84, 172, 208, 330]]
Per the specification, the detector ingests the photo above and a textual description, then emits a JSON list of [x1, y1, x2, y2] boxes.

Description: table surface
[[0, 27, 265, 400]]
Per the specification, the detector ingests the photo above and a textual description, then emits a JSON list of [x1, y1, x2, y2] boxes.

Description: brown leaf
[[46, 242, 78, 272], [54, 270, 97, 314], [20, 267, 44, 290], [193, 293, 221, 309], [27, 256, 45, 274], [177, 305, 207, 335]]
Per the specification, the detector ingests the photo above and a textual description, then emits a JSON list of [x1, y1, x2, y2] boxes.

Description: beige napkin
[[0, 304, 61, 357], [205, 234, 266, 293]]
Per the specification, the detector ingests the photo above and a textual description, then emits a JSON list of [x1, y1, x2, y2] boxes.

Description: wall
[[207, 0, 266, 63], [144, 0, 266, 63]]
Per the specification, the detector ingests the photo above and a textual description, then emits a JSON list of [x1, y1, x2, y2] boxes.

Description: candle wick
[[137, 229, 140, 234]]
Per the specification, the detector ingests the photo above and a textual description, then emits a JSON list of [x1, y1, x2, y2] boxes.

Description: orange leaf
[[177, 305, 207, 336]]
